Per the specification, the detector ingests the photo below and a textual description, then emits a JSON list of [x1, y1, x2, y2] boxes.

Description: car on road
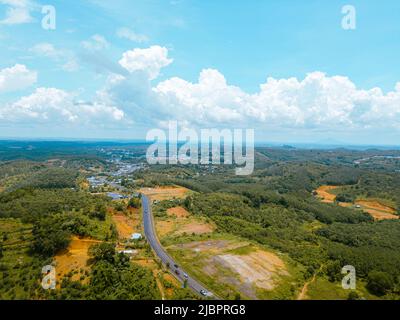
[[183, 273, 188, 279], [175, 270, 180, 275], [200, 290, 207, 296], [174, 264, 179, 268]]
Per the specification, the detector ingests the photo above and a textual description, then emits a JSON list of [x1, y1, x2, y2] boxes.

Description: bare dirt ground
[[167, 207, 190, 218], [157, 206, 215, 238], [139, 186, 191, 201], [54, 237, 101, 284], [156, 220, 176, 238], [316, 186, 398, 220], [174, 221, 215, 236], [112, 214, 134, 239], [171, 240, 289, 298], [355, 200, 398, 220], [217, 250, 289, 291], [315, 185, 339, 203], [174, 240, 247, 254]]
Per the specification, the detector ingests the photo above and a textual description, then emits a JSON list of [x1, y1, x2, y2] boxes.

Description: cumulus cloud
[[2, 45, 400, 136], [0, 64, 37, 93], [154, 69, 400, 130], [119, 45, 173, 80], [0, 0, 35, 25], [0, 87, 125, 125], [116, 27, 148, 43]]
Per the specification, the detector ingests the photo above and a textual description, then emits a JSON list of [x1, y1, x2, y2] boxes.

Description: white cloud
[[119, 45, 173, 80], [0, 0, 35, 25], [2, 46, 400, 137], [0, 64, 37, 93], [81, 34, 110, 51], [30, 43, 79, 72], [116, 27, 148, 43], [0, 87, 125, 125], [154, 69, 400, 130]]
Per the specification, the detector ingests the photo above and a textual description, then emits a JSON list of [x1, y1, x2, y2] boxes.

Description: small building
[[118, 249, 138, 256], [131, 233, 143, 241], [107, 192, 124, 200]]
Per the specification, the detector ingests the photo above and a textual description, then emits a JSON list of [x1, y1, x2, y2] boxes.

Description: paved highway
[[141, 194, 215, 298]]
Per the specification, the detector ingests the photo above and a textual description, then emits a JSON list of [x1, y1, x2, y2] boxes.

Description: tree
[[89, 243, 116, 263], [31, 217, 71, 257], [347, 291, 360, 300], [128, 197, 140, 209], [367, 271, 393, 296], [90, 204, 107, 221]]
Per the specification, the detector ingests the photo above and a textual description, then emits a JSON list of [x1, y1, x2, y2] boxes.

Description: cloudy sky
[[1, 0, 400, 145]]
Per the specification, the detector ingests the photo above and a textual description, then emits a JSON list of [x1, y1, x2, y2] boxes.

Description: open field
[[156, 206, 216, 239], [316, 185, 399, 220], [112, 214, 134, 239], [304, 276, 380, 300], [110, 206, 142, 239], [54, 237, 101, 284], [167, 236, 300, 300], [167, 207, 190, 218], [355, 199, 398, 220], [139, 186, 192, 201], [217, 249, 289, 291], [315, 185, 339, 203]]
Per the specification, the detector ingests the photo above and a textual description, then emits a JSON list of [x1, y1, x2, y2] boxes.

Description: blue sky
[[1, 0, 400, 144]]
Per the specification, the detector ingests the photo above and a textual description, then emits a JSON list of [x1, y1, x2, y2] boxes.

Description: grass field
[[305, 276, 380, 300]]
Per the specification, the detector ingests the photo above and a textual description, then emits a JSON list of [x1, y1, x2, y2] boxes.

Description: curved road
[[141, 194, 215, 298]]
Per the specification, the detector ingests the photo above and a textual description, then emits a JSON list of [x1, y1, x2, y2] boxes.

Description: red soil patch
[[112, 214, 134, 239], [54, 237, 101, 285], [139, 186, 190, 201], [356, 200, 398, 220], [315, 185, 339, 203]]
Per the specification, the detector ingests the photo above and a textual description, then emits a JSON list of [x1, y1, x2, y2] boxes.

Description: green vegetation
[[1, 142, 400, 300]]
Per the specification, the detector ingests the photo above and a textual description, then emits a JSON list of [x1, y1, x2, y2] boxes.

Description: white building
[[131, 233, 142, 240]]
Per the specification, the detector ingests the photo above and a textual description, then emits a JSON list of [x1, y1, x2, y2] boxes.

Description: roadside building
[[131, 233, 142, 241]]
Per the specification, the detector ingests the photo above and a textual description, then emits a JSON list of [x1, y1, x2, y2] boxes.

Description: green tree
[[89, 242, 116, 263], [128, 197, 140, 209], [367, 271, 393, 296], [347, 291, 360, 300]]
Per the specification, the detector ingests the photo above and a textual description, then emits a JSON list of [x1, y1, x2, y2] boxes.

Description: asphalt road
[[141, 194, 215, 298]]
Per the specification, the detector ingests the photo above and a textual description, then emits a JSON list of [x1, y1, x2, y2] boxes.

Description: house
[[118, 249, 138, 256], [131, 233, 142, 241], [107, 192, 124, 200]]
